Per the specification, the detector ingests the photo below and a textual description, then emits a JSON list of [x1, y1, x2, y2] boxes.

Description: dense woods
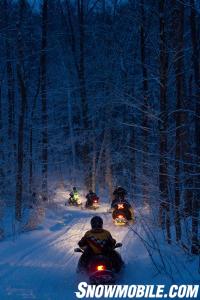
[[0, 0, 199, 254]]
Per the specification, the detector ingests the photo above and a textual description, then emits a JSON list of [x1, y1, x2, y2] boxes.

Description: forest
[[0, 0, 199, 258]]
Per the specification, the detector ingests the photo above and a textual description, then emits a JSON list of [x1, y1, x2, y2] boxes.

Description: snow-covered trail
[[0, 205, 136, 300], [1, 204, 197, 300]]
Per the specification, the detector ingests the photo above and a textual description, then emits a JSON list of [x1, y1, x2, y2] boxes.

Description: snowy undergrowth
[[127, 207, 199, 285]]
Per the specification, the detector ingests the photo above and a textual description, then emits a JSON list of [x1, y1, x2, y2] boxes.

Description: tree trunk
[[0, 72, 5, 238], [184, 75, 193, 216], [40, 0, 48, 202], [105, 128, 113, 202], [77, 0, 88, 129], [121, 56, 136, 192], [29, 79, 40, 201], [190, 0, 200, 254], [159, 0, 171, 243], [67, 81, 76, 184], [15, 0, 27, 221], [140, 0, 149, 205], [4, 0, 15, 142], [172, 0, 185, 241], [15, 66, 27, 221]]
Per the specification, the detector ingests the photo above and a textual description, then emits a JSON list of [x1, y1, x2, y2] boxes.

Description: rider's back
[[78, 228, 116, 254]]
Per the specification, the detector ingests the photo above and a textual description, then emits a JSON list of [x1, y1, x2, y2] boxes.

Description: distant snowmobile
[[85, 191, 100, 210], [67, 187, 82, 207], [112, 201, 134, 225], [75, 243, 123, 284], [68, 194, 82, 206]]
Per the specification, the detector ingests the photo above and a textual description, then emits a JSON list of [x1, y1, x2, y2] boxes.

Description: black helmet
[[89, 189, 93, 193], [91, 216, 103, 229], [73, 187, 76, 191]]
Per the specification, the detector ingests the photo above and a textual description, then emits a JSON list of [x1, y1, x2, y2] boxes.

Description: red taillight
[[96, 265, 106, 271], [117, 215, 124, 219], [118, 204, 124, 209]]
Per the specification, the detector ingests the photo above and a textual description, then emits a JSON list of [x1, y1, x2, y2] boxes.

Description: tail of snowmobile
[[85, 197, 100, 210], [112, 203, 134, 225], [75, 243, 123, 284], [113, 213, 128, 226]]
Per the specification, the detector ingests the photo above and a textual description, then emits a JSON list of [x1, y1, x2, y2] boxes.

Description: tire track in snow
[[0, 214, 93, 300], [0, 214, 89, 282], [0, 223, 73, 279]]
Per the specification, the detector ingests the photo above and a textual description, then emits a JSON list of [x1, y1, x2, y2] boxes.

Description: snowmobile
[[112, 202, 134, 225], [75, 243, 123, 284], [85, 196, 100, 210], [68, 193, 82, 207]]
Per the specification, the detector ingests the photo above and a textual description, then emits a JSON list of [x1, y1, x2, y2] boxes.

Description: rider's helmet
[[73, 187, 77, 191], [117, 186, 127, 194], [114, 185, 121, 192], [117, 185, 123, 191], [89, 189, 93, 194], [91, 216, 103, 229]]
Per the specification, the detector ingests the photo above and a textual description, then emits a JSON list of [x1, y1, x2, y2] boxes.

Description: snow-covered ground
[[0, 201, 199, 300]]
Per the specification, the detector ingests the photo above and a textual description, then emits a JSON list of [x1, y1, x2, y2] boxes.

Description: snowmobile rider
[[85, 190, 98, 207], [69, 187, 79, 205], [111, 186, 127, 208], [77, 216, 124, 272]]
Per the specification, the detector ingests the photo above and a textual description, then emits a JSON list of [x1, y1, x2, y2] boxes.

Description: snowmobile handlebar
[[114, 242, 122, 249], [74, 248, 84, 253], [74, 243, 122, 253]]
